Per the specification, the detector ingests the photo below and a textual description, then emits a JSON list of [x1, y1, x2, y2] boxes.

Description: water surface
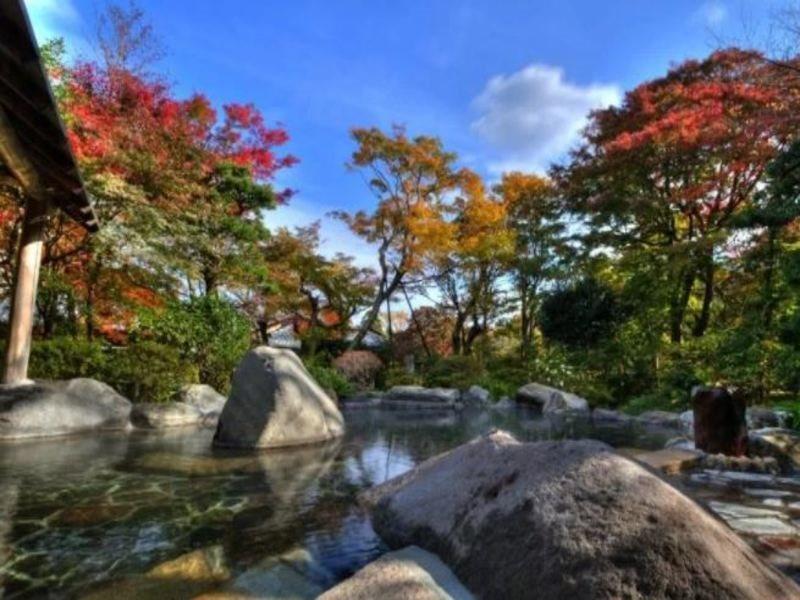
[[0, 408, 789, 597]]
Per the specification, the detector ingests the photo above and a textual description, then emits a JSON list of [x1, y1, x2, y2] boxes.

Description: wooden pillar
[[3, 196, 48, 385]]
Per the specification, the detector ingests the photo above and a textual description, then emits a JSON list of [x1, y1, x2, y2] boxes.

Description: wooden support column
[[3, 196, 48, 384]]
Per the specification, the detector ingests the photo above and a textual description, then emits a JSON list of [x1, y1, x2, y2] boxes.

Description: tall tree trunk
[[401, 283, 430, 357], [692, 253, 715, 338], [670, 267, 695, 343]]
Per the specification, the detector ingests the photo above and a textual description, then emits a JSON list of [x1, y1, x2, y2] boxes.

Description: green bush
[[138, 295, 250, 393], [306, 358, 353, 398], [382, 365, 423, 388], [26, 337, 197, 403], [107, 341, 198, 403], [422, 355, 483, 389], [28, 337, 108, 380]]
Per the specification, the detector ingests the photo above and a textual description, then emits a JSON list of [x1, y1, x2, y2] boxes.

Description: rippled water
[[0, 408, 770, 597]]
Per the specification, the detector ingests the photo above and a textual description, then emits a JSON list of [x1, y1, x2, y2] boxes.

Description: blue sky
[[25, 0, 781, 267]]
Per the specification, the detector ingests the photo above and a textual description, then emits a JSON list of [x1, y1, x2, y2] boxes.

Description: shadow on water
[[0, 408, 678, 597]]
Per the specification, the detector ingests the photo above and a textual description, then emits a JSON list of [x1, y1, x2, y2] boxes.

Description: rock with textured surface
[[362, 430, 799, 600], [214, 347, 344, 449], [632, 448, 702, 475], [748, 428, 800, 471], [0, 378, 131, 440], [180, 384, 226, 415], [461, 386, 490, 407], [491, 396, 514, 410], [592, 408, 633, 423], [515, 383, 589, 413], [130, 402, 204, 429], [319, 546, 473, 600]]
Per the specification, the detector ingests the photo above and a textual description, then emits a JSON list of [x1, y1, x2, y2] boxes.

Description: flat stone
[[319, 546, 474, 600], [726, 517, 797, 536], [130, 402, 204, 429], [515, 383, 589, 413], [386, 386, 461, 407], [636, 410, 684, 429], [633, 448, 702, 475], [0, 378, 131, 440], [592, 408, 632, 423]]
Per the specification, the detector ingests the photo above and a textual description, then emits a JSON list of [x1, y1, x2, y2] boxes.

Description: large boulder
[[130, 402, 204, 429], [213, 347, 345, 449], [636, 410, 683, 429], [362, 430, 799, 599], [0, 378, 131, 440], [384, 386, 461, 409], [319, 546, 473, 600], [515, 382, 589, 413]]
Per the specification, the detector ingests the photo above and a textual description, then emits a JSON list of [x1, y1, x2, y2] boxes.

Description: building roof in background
[[0, 0, 97, 231]]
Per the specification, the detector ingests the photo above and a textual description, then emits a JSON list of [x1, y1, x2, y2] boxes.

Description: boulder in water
[[515, 382, 589, 413], [214, 347, 344, 449], [130, 401, 204, 429], [362, 430, 799, 599], [0, 378, 131, 440]]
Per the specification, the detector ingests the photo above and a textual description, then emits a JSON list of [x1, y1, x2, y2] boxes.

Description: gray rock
[[179, 384, 226, 416], [214, 347, 345, 449], [747, 407, 785, 430], [664, 436, 697, 452], [749, 428, 800, 471], [461, 385, 491, 407], [636, 410, 684, 429], [341, 391, 385, 409], [592, 408, 633, 423], [319, 546, 473, 600], [491, 396, 514, 410], [515, 382, 589, 413], [362, 430, 799, 599], [130, 401, 204, 429], [217, 547, 327, 599], [0, 378, 131, 440], [708, 501, 797, 536], [679, 409, 694, 431], [384, 386, 461, 409]]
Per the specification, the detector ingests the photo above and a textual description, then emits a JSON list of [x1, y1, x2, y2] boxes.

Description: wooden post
[[3, 196, 48, 384]]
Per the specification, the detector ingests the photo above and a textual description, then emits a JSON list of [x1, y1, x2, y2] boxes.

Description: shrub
[[422, 355, 483, 389], [382, 365, 423, 388], [306, 358, 353, 399], [26, 337, 197, 403], [332, 350, 383, 390], [28, 337, 108, 380], [138, 295, 250, 393]]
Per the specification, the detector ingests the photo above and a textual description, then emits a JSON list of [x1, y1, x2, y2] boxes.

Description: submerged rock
[[83, 545, 230, 599], [130, 402, 204, 429], [214, 347, 345, 449], [632, 447, 703, 475], [0, 378, 131, 440], [362, 430, 799, 599], [319, 546, 473, 600], [515, 382, 589, 413]]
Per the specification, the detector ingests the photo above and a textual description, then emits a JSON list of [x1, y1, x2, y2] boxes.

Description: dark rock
[[515, 383, 589, 413], [692, 386, 747, 455]]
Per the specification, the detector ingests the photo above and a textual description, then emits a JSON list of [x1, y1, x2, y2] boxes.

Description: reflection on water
[[0, 408, 675, 597]]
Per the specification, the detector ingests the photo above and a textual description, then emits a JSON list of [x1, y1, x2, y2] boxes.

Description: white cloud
[[24, 0, 83, 49], [471, 64, 620, 174], [692, 1, 728, 27]]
